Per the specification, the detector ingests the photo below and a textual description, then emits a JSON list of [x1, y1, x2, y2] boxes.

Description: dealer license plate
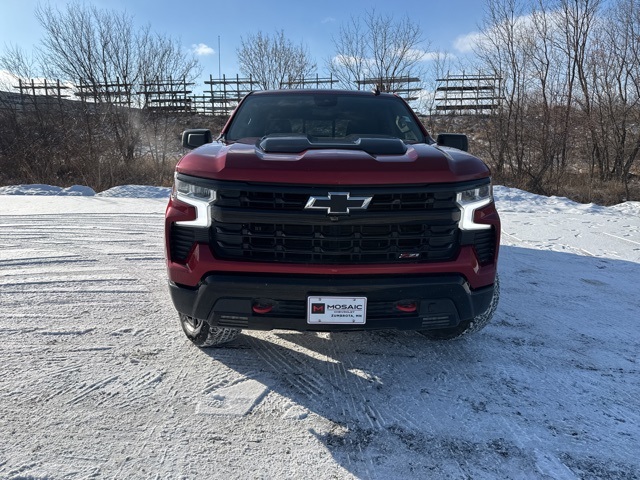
[[307, 296, 367, 324]]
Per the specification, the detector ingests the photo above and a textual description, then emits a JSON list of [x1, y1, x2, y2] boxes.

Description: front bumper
[[169, 273, 496, 332]]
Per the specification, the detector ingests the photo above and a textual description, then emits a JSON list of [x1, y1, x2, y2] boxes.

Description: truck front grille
[[209, 183, 463, 265], [213, 221, 459, 264]]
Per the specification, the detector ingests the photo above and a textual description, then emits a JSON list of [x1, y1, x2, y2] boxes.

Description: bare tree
[[526, 0, 575, 192], [328, 9, 428, 92], [328, 16, 369, 90], [474, 0, 533, 183], [36, 2, 200, 177], [34, 3, 200, 103], [0, 45, 38, 88], [0, 2, 200, 190], [472, 0, 640, 202], [236, 30, 316, 90], [587, 0, 640, 196]]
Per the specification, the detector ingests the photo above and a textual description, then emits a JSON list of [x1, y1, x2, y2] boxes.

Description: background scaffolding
[[435, 72, 502, 115]]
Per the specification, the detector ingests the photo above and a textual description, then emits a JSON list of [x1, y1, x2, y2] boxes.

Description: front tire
[[179, 313, 240, 347], [419, 275, 500, 340]]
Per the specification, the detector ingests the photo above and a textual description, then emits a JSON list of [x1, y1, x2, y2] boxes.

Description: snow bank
[[95, 185, 171, 198], [0, 184, 96, 196], [0, 184, 170, 198], [493, 185, 640, 215], [493, 186, 610, 214]]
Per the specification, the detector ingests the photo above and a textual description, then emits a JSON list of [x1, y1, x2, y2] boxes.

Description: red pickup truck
[[165, 89, 500, 347]]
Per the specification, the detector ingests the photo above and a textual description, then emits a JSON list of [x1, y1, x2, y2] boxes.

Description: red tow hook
[[396, 301, 418, 313], [252, 302, 274, 315]]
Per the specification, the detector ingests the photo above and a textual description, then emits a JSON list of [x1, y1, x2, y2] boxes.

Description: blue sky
[[0, 0, 485, 79]]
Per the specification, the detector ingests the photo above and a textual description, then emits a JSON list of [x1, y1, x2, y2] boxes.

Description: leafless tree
[[471, 0, 640, 202], [587, 0, 640, 196], [236, 30, 316, 90], [37, 2, 199, 182], [34, 3, 200, 102], [0, 45, 38, 88], [524, 0, 576, 192], [474, 0, 533, 183], [0, 2, 199, 190], [420, 51, 456, 127], [327, 9, 428, 92]]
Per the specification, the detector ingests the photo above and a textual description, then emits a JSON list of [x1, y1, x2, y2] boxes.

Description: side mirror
[[436, 133, 469, 152], [182, 129, 213, 149]]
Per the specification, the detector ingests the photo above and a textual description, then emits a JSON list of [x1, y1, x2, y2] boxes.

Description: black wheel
[[179, 313, 240, 347], [419, 275, 500, 340]]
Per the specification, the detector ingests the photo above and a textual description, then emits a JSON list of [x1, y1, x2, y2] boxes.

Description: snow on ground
[[0, 184, 171, 198], [0, 186, 639, 479]]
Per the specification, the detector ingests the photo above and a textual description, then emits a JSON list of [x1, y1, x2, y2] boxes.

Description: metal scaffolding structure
[[75, 78, 133, 106], [196, 75, 258, 116], [354, 76, 422, 101], [13, 78, 71, 109], [435, 72, 502, 114], [138, 77, 195, 113], [195, 74, 340, 116], [6, 72, 426, 117]]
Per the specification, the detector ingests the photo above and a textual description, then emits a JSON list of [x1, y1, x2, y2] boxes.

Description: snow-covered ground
[[0, 185, 639, 479]]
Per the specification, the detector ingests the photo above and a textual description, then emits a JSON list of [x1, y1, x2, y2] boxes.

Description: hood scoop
[[258, 134, 408, 156]]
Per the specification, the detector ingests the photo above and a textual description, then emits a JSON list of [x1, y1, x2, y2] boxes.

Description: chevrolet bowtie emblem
[[305, 192, 372, 215]]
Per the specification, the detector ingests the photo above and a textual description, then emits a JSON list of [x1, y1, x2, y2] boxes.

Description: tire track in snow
[[247, 334, 327, 399], [0, 209, 167, 415], [0, 204, 178, 478]]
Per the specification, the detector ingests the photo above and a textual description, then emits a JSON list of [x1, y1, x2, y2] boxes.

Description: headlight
[[457, 182, 493, 230], [457, 184, 491, 205], [174, 174, 216, 227], [175, 176, 216, 202]]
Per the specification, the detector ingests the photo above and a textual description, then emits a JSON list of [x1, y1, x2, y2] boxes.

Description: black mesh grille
[[213, 220, 459, 264], [211, 183, 462, 265]]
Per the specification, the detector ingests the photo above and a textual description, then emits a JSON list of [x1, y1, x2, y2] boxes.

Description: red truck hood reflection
[[176, 142, 490, 185]]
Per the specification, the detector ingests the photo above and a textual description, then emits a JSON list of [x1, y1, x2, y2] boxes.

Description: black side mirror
[[182, 129, 213, 149], [436, 133, 469, 152]]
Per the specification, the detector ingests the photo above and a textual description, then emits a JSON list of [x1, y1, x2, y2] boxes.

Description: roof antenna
[[372, 84, 381, 96]]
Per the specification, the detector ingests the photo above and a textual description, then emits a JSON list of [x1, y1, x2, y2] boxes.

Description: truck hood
[[176, 141, 490, 185]]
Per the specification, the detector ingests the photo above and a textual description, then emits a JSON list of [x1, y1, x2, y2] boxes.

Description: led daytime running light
[[174, 175, 216, 227], [457, 183, 493, 230]]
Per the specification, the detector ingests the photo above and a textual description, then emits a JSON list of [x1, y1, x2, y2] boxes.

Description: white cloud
[[453, 31, 484, 53], [454, 12, 548, 54], [405, 49, 442, 62], [191, 43, 215, 56], [321, 17, 336, 24]]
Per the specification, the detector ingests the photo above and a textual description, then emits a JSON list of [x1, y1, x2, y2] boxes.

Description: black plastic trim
[[211, 206, 459, 225], [168, 274, 496, 332], [259, 134, 408, 155]]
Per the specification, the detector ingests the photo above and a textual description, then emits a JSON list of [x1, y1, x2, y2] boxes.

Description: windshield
[[225, 93, 425, 143]]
